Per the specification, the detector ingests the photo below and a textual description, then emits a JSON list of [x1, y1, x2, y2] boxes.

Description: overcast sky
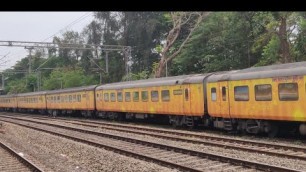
[[0, 12, 94, 71]]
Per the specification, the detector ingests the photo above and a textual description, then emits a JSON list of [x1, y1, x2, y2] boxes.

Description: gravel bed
[[30, 118, 306, 171], [45, 116, 306, 147], [0, 121, 176, 172]]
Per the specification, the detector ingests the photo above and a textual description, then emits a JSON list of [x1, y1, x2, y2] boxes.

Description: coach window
[[133, 92, 139, 102], [234, 86, 249, 101], [222, 87, 226, 101], [255, 84, 272, 101], [117, 92, 123, 102], [141, 91, 148, 102], [211, 88, 217, 101], [184, 89, 189, 101], [279, 83, 299, 101], [151, 91, 159, 102], [162, 90, 170, 102], [77, 95, 81, 102], [110, 93, 116, 102], [125, 92, 131, 102], [69, 95, 72, 102], [104, 93, 109, 102], [73, 95, 76, 102]]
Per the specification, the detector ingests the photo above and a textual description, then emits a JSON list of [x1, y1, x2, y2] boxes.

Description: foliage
[[2, 12, 306, 95]]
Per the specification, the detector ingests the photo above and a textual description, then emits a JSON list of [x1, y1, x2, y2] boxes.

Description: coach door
[[183, 85, 191, 115], [218, 81, 230, 118]]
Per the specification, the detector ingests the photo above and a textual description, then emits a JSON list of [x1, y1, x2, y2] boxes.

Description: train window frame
[[133, 92, 139, 102], [234, 86, 249, 101], [211, 87, 217, 101], [162, 90, 170, 102], [184, 89, 189, 101], [117, 92, 123, 102], [222, 87, 226, 101], [141, 91, 148, 102], [125, 92, 131, 102], [110, 93, 116, 102], [255, 84, 272, 101], [104, 93, 109, 102], [69, 95, 72, 102], [278, 83, 299, 101], [77, 95, 81, 102], [151, 90, 159, 102]]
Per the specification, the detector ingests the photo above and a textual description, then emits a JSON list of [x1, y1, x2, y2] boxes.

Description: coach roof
[[17, 91, 47, 97], [46, 85, 97, 94], [207, 61, 306, 82], [96, 74, 211, 90]]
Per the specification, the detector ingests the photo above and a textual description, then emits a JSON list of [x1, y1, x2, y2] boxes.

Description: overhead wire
[[2, 12, 93, 70]]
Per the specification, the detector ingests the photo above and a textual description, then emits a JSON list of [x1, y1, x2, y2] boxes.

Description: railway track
[[0, 115, 302, 172], [0, 140, 43, 172], [5, 113, 306, 161]]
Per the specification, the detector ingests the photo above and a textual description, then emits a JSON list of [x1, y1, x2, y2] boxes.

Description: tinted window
[[255, 84, 272, 101], [125, 92, 131, 102], [104, 93, 109, 102], [234, 86, 249, 101], [185, 89, 189, 101], [133, 92, 139, 102], [211, 88, 216, 101], [141, 91, 148, 102], [279, 83, 298, 101], [117, 92, 123, 102], [162, 90, 170, 101], [151, 91, 159, 102], [110, 93, 116, 102], [222, 87, 226, 101]]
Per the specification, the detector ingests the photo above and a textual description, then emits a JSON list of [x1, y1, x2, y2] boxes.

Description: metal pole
[[105, 51, 109, 73], [100, 71, 102, 84], [1, 73, 4, 90]]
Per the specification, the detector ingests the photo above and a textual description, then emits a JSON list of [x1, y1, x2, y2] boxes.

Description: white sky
[[0, 12, 95, 71]]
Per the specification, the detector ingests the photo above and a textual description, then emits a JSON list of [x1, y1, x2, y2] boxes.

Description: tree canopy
[[2, 12, 306, 94]]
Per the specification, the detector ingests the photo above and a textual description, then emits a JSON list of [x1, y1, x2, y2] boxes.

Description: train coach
[[0, 61, 306, 136], [16, 91, 47, 114], [207, 62, 306, 136], [95, 74, 210, 126], [46, 85, 96, 117], [0, 94, 17, 112]]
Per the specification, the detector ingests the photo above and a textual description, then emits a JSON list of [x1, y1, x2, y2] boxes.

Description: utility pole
[[105, 51, 109, 73], [25, 46, 34, 74]]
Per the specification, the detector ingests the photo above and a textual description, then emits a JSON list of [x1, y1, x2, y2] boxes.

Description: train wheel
[[52, 110, 57, 118], [267, 123, 279, 138]]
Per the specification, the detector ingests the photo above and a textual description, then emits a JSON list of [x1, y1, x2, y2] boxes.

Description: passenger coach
[[95, 74, 211, 127], [207, 62, 306, 136], [46, 85, 96, 117]]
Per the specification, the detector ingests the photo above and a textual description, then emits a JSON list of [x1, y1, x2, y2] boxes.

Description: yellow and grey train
[[1, 61, 306, 136]]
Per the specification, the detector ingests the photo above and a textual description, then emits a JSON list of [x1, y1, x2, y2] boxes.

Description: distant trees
[[3, 12, 306, 94]]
